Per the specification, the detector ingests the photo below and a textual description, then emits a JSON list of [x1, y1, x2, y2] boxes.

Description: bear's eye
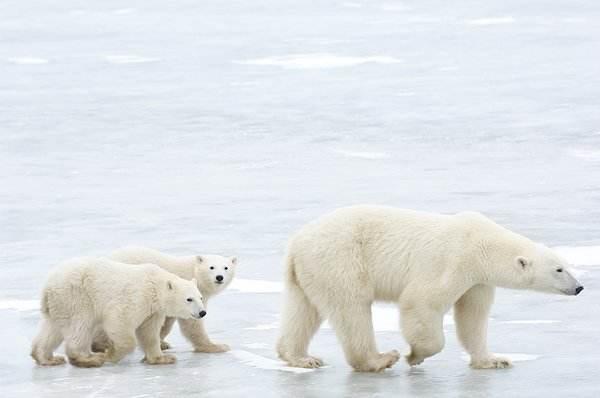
[[186, 298, 193, 302], [210, 266, 214, 270], [224, 267, 228, 271], [556, 268, 563, 273]]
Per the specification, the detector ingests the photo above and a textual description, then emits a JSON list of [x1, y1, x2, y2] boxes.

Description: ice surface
[[2, 0, 600, 396]]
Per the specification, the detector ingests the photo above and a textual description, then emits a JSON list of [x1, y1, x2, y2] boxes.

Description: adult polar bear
[[277, 205, 584, 372]]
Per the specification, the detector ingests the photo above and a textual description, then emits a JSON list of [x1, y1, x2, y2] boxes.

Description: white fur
[[106, 246, 237, 353], [276, 205, 583, 372], [31, 257, 204, 367]]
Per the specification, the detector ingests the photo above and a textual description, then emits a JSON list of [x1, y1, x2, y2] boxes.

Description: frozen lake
[[1, 0, 600, 396]]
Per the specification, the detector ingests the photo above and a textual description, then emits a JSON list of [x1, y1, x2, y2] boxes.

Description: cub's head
[[166, 277, 206, 319], [513, 245, 583, 296], [194, 255, 238, 295]]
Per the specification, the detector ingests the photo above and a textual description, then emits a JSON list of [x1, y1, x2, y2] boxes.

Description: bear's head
[[193, 255, 238, 295], [510, 244, 583, 296], [166, 277, 206, 319]]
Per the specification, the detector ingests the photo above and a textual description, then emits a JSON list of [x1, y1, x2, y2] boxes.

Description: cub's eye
[[210, 266, 214, 270], [186, 298, 193, 302], [224, 267, 229, 271], [556, 268, 563, 273]]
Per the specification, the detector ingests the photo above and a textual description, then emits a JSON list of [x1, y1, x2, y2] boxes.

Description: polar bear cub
[[31, 257, 205, 367], [277, 205, 584, 372], [106, 246, 237, 352]]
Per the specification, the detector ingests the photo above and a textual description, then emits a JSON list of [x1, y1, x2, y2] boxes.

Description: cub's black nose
[[199, 310, 207, 318], [575, 286, 584, 295], [216, 275, 224, 282]]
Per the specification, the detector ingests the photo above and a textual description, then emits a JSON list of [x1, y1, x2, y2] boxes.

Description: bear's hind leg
[[454, 285, 511, 369], [103, 316, 137, 364], [31, 318, 65, 366], [276, 280, 324, 368], [328, 304, 400, 372], [401, 301, 445, 366], [64, 319, 106, 368]]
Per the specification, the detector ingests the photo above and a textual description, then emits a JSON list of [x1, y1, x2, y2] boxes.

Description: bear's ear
[[230, 256, 238, 265], [196, 256, 204, 264], [167, 281, 174, 290], [516, 256, 530, 270]]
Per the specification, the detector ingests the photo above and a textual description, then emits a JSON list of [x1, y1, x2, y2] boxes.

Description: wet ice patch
[[229, 350, 314, 373], [466, 17, 516, 26], [0, 299, 39, 311], [236, 54, 402, 69], [554, 246, 600, 266], [245, 321, 279, 330], [333, 149, 390, 160], [462, 353, 540, 362], [242, 343, 270, 349], [568, 148, 600, 162], [105, 55, 160, 64], [230, 278, 283, 293], [500, 320, 560, 325], [7, 57, 48, 65], [113, 8, 136, 15]]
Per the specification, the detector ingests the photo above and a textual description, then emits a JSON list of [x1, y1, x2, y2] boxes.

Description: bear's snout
[[575, 286, 584, 295], [216, 275, 224, 283], [199, 310, 207, 318]]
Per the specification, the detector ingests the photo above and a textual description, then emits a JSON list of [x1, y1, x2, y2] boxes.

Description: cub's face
[[168, 278, 206, 319], [516, 245, 584, 296], [194, 255, 238, 293]]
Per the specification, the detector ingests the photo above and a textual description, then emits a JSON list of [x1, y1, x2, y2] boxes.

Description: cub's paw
[[471, 355, 512, 369], [287, 356, 323, 369], [160, 341, 172, 350], [146, 354, 177, 365], [194, 343, 230, 353], [38, 355, 67, 366], [406, 352, 425, 367], [358, 350, 400, 372]]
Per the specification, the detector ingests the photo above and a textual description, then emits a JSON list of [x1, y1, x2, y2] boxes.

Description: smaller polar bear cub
[[106, 246, 237, 352], [31, 257, 205, 367]]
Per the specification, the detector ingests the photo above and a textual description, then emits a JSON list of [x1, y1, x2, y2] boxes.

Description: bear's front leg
[[178, 318, 230, 353], [159, 317, 177, 350], [454, 285, 512, 369], [400, 300, 445, 366], [137, 314, 176, 365]]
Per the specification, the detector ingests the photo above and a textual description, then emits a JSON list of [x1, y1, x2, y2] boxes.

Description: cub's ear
[[196, 256, 204, 264], [167, 281, 174, 290], [516, 256, 530, 270], [230, 256, 238, 265]]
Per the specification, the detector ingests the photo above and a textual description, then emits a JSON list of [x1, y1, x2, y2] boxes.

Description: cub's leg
[[64, 318, 106, 368], [137, 314, 176, 365], [31, 318, 66, 366], [103, 315, 137, 364], [179, 318, 230, 353], [159, 317, 176, 350], [91, 330, 111, 353], [276, 279, 323, 368], [328, 303, 400, 372], [454, 284, 511, 369], [401, 300, 445, 366]]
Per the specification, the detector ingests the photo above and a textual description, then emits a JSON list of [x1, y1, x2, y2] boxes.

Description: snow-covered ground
[[1, 0, 600, 396]]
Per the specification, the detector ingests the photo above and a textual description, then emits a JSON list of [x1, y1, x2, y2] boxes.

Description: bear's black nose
[[216, 275, 224, 282], [199, 310, 207, 318], [575, 286, 584, 295]]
